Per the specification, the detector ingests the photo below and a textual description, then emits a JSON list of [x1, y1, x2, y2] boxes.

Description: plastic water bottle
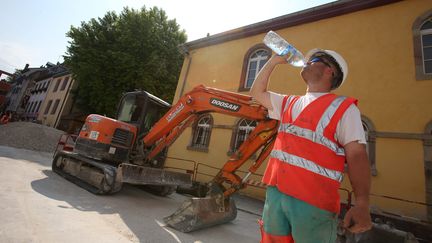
[[263, 31, 305, 67]]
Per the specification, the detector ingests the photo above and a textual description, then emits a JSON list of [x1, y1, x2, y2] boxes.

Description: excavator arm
[[139, 85, 279, 233], [142, 85, 278, 198]]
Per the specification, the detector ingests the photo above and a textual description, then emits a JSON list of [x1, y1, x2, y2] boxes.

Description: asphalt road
[[0, 145, 263, 243]]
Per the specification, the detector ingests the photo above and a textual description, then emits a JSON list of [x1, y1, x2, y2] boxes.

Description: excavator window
[[141, 99, 169, 134], [117, 95, 137, 123], [117, 94, 146, 123], [116, 92, 170, 139]]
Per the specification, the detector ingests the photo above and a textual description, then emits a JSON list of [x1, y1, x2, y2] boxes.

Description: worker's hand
[[343, 205, 372, 233]]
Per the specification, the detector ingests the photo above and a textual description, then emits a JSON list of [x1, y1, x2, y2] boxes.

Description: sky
[[0, 0, 335, 77]]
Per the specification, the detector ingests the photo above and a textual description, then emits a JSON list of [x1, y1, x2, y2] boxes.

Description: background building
[[38, 71, 82, 133], [5, 65, 45, 119], [5, 63, 66, 120], [25, 76, 51, 121]]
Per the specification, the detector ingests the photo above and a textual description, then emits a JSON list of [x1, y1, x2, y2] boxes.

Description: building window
[[238, 44, 271, 92], [25, 102, 32, 112], [230, 119, 257, 153], [31, 101, 37, 112], [245, 50, 269, 88], [421, 19, 432, 74], [413, 11, 432, 80], [60, 77, 69, 91], [44, 100, 53, 115], [36, 101, 42, 113], [26, 102, 33, 113], [188, 115, 213, 152], [51, 99, 60, 115], [53, 78, 61, 92]]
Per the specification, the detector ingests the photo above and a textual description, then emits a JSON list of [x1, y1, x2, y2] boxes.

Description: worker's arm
[[343, 141, 372, 233], [250, 55, 287, 110]]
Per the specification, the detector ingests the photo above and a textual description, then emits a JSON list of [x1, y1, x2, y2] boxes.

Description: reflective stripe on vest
[[316, 96, 347, 134], [278, 123, 345, 156], [270, 150, 344, 182]]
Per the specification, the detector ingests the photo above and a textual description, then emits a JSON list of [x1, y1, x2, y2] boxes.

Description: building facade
[[24, 77, 51, 121], [38, 72, 79, 132], [164, 0, 432, 221], [5, 63, 66, 120], [5, 66, 44, 119]]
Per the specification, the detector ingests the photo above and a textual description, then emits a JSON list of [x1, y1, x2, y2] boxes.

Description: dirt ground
[[0, 122, 65, 152], [0, 145, 263, 243]]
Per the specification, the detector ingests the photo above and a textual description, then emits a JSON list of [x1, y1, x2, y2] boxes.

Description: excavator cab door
[[116, 91, 171, 141]]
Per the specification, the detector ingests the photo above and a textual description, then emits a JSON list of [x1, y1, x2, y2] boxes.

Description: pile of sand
[[0, 122, 65, 153]]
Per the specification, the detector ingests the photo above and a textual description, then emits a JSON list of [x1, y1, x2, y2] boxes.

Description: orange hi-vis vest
[[263, 93, 358, 213]]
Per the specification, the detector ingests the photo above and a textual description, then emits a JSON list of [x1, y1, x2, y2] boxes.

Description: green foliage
[[64, 6, 187, 117]]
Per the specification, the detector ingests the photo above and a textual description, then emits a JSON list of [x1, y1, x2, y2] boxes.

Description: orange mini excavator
[[52, 85, 278, 232]]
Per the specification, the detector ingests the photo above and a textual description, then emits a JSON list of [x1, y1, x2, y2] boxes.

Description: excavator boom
[[140, 85, 279, 198], [138, 85, 278, 232]]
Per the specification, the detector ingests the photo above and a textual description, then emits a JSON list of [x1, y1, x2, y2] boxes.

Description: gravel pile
[[0, 122, 65, 153]]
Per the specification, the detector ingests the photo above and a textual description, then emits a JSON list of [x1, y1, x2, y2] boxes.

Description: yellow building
[[38, 72, 79, 132], [165, 0, 432, 221]]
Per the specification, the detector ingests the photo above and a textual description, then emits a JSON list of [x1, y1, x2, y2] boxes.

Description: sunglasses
[[309, 57, 332, 68]]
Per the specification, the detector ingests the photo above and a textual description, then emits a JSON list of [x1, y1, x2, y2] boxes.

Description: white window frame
[[421, 26, 432, 74], [244, 49, 270, 89], [233, 119, 257, 152], [189, 115, 213, 151]]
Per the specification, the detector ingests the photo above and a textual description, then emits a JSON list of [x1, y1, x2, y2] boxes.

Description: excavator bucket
[[164, 185, 237, 232]]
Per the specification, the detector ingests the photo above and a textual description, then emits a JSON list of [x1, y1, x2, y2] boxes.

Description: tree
[[64, 7, 187, 117], [5, 69, 23, 83]]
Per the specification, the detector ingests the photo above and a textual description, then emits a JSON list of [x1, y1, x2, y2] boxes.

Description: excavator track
[[52, 151, 122, 195]]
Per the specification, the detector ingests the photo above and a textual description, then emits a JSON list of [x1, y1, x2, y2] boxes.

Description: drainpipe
[[178, 45, 192, 98], [424, 122, 432, 221]]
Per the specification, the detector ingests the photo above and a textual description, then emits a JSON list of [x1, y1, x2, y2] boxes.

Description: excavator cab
[[116, 91, 171, 140], [72, 91, 171, 165], [116, 91, 171, 167]]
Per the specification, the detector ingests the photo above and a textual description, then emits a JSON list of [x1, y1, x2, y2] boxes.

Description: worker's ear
[[325, 66, 334, 76], [326, 67, 337, 86]]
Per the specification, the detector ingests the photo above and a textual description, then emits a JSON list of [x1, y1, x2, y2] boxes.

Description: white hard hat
[[305, 49, 348, 89]]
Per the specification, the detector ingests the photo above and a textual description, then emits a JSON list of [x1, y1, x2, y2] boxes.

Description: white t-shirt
[[268, 91, 366, 146]]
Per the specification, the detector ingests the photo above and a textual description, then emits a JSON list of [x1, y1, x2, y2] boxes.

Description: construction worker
[[250, 49, 372, 242]]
